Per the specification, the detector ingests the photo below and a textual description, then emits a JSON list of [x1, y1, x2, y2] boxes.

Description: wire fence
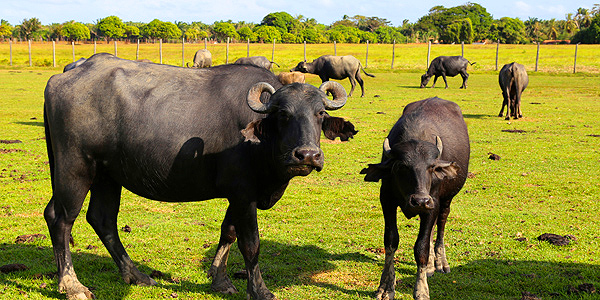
[[1, 39, 598, 74]]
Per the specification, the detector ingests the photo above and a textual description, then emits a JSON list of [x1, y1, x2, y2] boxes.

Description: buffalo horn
[[383, 138, 392, 158], [247, 82, 276, 113], [319, 81, 347, 110], [435, 136, 443, 159]]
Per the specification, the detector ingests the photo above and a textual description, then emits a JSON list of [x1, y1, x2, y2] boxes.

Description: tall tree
[[61, 21, 90, 41], [97, 16, 126, 42], [0, 20, 13, 40], [20, 18, 41, 40]]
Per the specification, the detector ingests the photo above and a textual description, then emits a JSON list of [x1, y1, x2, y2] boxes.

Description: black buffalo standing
[[361, 97, 470, 300], [420, 56, 475, 89], [291, 55, 375, 97], [234, 56, 280, 71], [43, 53, 357, 300], [187, 49, 212, 68], [498, 62, 528, 120]]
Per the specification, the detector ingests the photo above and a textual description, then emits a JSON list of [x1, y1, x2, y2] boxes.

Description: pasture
[[1, 43, 599, 300]]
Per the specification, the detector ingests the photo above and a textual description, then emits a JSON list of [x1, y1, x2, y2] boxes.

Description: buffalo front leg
[[413, 213, 437, 300], [86, 175, 157, 287], [431, 76, 439, 88], [376, 193, 399, 300], [44, 158, 95, 299], [208, 206, 239, 294], [234, 201, 276, 300]]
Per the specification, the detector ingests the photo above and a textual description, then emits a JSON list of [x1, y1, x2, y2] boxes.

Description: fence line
[[4, 39, 596, 74]]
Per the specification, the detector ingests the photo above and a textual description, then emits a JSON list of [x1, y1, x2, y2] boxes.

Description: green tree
[[0, 20, 13, 40], [253, 25, 281, 43], [19, 18, 42, 40], [61, 21, 90, 41], [141, 19, 181, 40], [572, 14, 600, 43], [212, 22, 239, 42], [238, 26, 257, 42], [491, 17, 527, 44], [97, 16, 126, 41], [261, 11, 296, 34]]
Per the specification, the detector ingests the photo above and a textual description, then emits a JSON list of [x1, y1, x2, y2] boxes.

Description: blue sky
[[3, 0, 598, 26]]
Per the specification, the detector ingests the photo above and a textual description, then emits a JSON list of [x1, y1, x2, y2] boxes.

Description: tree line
[[2, 3, 600, 44]]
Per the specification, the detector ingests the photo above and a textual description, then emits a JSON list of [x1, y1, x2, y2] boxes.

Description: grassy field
[[0, 43, 599, 300], [1, 41, 600, 74]]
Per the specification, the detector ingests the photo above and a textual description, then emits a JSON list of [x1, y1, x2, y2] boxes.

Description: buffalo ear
[[433, 161, 460, 180], [241, 118, 276, 144], [322, 114, 358, 141], [360, 163, 391, 182]]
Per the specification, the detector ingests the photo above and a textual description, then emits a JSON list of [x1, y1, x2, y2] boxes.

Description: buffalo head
[[290, 61, 310, 73], [243, 81, 355, 177], [420, 74, 431, 88], [361, 136, 459, 215]]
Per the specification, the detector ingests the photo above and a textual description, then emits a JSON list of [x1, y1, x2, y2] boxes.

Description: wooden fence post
[[182, 37, 185, 67], [272, 39, 275, 62], [247, 39, 250, 57], [94, 40, 97, 54], [334, 41, 337, 55], [72, 41, 76, 62], [366, 40, 369, 68], [28, 40, 32, 67], [159, 39, 163, 64], [535, 42, 540, 72], [461, 41, 464, 57], [573, 43, 579, 74], [495, 39, 499, 71], [52, 40, 56, 68], [391, 40, 395, 69], [204, 38, 207, 50], [114, 41, 118, 57], [427, 41, 431, 68], [226, 37, 230, 64], [136, 39, 140, 60], [304, 40, 306, 61], [9, 39, 12, 66]]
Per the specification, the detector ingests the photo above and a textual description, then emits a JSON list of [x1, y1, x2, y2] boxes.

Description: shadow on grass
[[14, 121, 44, 127], [462, 113, 490, 119], [0, 240, 375, 299]]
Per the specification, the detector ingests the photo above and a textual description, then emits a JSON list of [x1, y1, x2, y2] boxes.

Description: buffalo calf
[[420, 56, 475, 89], [361, 97, 470, 300]]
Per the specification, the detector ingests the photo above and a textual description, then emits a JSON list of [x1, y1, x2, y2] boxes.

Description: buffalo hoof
[[375, 287, 395, 300], [61, 285, 95, 300], [123, 269, 157, 286], [505, 116, 510, 120], [437, 266, 451, 274], [247, 290, 278, 300]]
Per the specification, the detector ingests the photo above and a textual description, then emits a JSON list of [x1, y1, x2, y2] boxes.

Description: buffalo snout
[[291, 146, 324, 171], [409, 193, 434, 210]]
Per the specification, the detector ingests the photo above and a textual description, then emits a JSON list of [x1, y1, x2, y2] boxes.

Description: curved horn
[[435, 136, 443, 159], [319, 81, 347, 110], [247, 82, 276, 113], [383, 138, 392, 158]]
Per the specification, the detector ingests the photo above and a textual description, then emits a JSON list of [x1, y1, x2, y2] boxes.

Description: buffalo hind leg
[[460, 71, 469, 89], [355, 71, 366, 97], [208, 206, 239, 294], [44, 157, 95, 300], [376, 191, 399, 300], [86, 174, 157, 287]]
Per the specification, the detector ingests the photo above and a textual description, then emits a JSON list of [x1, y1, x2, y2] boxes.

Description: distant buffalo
[[498, 62, 528, 120], [187, 49, 212, 68], [420, 56, 475, 89], [277, 71, 305, 85], [291, 55, 375, 97], [63, 58, 87, 72], [234, 56, 280, 71]]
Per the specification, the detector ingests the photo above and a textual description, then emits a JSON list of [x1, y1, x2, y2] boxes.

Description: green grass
[[1, 49, 599, 300]]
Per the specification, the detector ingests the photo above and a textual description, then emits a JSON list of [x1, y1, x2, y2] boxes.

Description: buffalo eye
[[278, 111, 292, 123], [317, 110, 326, 118]]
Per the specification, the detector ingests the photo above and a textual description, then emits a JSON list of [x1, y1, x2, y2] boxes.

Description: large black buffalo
[[43, 53, 357, 300], [361, 97, 470, 300], [291, 55, 375, 97], [420, 56, 475, 89], [234, 56, 280, 71], [498, 62, 528, 120]]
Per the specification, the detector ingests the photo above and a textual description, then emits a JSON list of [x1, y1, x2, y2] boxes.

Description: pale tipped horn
[[247, 82, 276, 113], [319, 81, 347, 110], [435, 136, 443, 159], [383, 138, 392, 158]]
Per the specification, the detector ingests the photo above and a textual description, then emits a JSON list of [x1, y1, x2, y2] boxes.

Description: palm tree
[[564, 13, 578, 34], [575, 8, 592, 28], [545, 19, 559, 40], [20, 18, 41, 40]]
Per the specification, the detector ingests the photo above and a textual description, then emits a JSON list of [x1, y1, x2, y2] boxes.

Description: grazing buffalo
[[187, 49, 212, 68], [277, 71, 305, 85], [234, 56, 280, 71], [498, 62, 528, 120], [63, 57, 87, 72], [43, 53, 357, 300], [361, 97, 470, 300], [291, 55, 375, 97], [420, 56, 475, 89]]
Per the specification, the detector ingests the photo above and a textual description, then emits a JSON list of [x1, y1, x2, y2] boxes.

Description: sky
[[2, 0, 598, 27]]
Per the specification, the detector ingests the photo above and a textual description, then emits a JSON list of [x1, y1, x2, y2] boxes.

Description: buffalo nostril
[[294, 148, 321, 163], [410, 195, 433, 208]]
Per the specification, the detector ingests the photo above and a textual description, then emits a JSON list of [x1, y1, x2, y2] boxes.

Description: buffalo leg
[[86, 174, 157, 287], [413, 212, 437, 300], [233, 201, 275, 300], [347, 76, 357, 97], [44, 156, 95, 300], [515, 88, 523, 118], [460, 71, 469, 89], [376, 189, 399, 300], [434, 206, 451, 273], [499, 89, 509, 118], [208, 206, 239, 294], [356, 72, 366, 98], [441, 74, 449, 89], [431, 76, 439, 88]]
